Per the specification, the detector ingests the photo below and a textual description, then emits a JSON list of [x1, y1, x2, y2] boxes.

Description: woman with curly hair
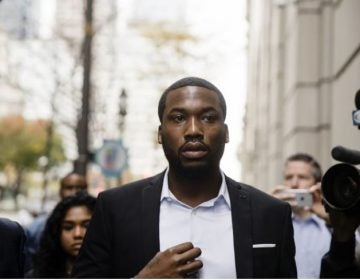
[[28, 192, 96, 278]]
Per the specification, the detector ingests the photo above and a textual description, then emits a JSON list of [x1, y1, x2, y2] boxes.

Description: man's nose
[[184, 117, 203, 140], [290, 177, 299, 189]]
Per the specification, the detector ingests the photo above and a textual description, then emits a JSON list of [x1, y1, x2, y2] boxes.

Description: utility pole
[[75, 0, 94, 176], [40, 63, 60, 211], [40, 120, 53, 212]]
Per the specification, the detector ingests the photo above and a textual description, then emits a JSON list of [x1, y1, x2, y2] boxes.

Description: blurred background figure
[[25, 172, 88, 273], [270, 153, 331, 278], [26, 192, 96, 278], [0, 217, 26, 278]]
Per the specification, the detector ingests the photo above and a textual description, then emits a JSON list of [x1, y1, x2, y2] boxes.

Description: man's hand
[[307, 183, 330, 223], [135, 242, 203, 278], [327, 208, 360, 242], [270, 185, 297, 207], [270, 183, 330, 223]]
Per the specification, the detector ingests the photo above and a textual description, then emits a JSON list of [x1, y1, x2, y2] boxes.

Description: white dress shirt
[[293, 214, 331, 278], [159, 169, 236, 278]]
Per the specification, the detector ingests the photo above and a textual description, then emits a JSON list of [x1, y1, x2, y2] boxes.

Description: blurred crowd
[[1, 172, 97, 278]]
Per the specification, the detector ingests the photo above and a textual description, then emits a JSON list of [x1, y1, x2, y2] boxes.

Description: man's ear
[[158, 125, 162, 144], [225, 124, 229, 143]]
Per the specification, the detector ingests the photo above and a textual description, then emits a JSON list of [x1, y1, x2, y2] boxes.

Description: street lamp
[[119, 88, 127, 134], [119, 88, 127, 116]]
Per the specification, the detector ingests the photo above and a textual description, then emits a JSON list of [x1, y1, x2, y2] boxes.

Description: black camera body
[[322, 162, 360, 215], [322, 90, 360, 216]]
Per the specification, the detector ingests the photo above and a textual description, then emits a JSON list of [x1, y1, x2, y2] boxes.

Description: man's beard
[[172, 158, 210, 179], [161, 141, 222, 180]]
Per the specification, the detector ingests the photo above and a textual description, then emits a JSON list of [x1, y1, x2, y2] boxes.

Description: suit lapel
[[141, 172, 164, 264], [226, 177, 253, 278]]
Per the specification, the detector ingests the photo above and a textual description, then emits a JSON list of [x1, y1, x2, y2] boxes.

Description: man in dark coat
[[72, 77, 297, 278]]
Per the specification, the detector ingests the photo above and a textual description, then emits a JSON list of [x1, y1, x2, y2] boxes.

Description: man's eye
[[173, 115, 185, 122], [203, 115, 216, 122]]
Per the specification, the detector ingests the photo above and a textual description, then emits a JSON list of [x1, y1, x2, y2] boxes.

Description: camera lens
[[332, 174, 358, 208], [322, 163, 360, 210]]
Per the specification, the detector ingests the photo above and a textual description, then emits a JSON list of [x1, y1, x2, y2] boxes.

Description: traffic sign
[[95, 139, 128, 177]]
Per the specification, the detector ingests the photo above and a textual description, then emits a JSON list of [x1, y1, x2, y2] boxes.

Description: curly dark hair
[[32, 192, 96, 278]]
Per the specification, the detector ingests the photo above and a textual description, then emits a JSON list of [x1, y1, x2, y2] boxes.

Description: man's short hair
[[60, 172, 87, 189], [158, 77, 227, 123], [285, 153, 322, 182]]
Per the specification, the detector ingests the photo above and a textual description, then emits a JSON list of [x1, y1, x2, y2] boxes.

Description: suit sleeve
[[0, 219, 26, 278], [15, 222, 26, 278], [278, 204, 297, 278], [72, 192, 113, 278]]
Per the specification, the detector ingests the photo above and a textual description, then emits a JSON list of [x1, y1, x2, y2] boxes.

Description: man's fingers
[[270, 185, 286, 195], [178, 260, 203, 277], [270, 186, 297, 202], [165, 242, 202, 275], [138, 243, 202, 278], [168, 242, 194, 254], [179, 247, 202, 263], [275, 193, 296, 202], [310, 182, 321, 191], [171, 247, 202, 267], [287, 200, 297, 208]]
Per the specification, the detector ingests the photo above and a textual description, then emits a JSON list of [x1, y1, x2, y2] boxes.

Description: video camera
[[321, 89, 360, 216]]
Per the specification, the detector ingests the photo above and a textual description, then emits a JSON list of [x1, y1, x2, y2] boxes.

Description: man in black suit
[[0, 218, 26, 278], [72, 77, 297, 278]]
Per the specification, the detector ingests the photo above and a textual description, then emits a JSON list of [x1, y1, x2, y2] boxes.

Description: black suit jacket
[[0, 218, 26, 278], [72, 172, 297, 278]]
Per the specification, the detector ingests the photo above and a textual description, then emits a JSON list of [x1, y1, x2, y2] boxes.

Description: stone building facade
[[241, 0, 360, 190]]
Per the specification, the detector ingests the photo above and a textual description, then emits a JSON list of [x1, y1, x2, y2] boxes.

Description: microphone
[[331, 145, 360, 165], [352, 89, 360, 127]]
